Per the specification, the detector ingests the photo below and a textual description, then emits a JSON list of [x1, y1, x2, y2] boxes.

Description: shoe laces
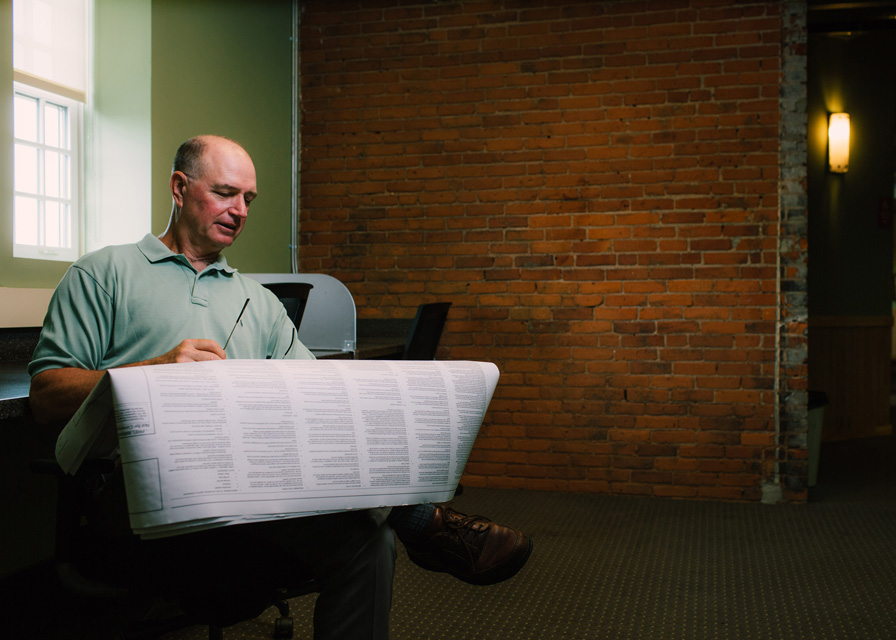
[[442, 508, 492, 541]]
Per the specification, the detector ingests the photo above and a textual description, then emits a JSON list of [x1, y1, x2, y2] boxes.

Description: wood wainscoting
[[808, 316, 893, 442]]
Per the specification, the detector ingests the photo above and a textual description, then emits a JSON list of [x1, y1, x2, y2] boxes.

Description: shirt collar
[[136, 233, 237, 274]]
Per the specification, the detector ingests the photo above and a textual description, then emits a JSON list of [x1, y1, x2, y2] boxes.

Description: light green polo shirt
[[29, 234, 313, 377]]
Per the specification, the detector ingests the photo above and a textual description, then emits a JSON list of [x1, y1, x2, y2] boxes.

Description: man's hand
[[29, 339, 227, 424], [148, 339, 226, 365]]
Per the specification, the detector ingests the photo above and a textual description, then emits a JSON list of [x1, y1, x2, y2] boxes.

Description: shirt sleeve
[[28, 264, 115, 377], [260, 290, 315, 361], [270, 310, 315, 361]]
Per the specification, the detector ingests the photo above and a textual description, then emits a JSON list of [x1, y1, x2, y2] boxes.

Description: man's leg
[[310, 516, 395, 640], [256, 509, 396, 640], [388, 503, 532, 586]]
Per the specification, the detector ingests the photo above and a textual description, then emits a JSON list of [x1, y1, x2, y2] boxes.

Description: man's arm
[[29, 368, 105, 424], [29, 338, 228, 424]]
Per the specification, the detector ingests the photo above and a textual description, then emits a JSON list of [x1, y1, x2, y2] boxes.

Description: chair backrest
[[403, 302, 452, 360], [261, 282, 314, 332], [246, 273, 357, 353]]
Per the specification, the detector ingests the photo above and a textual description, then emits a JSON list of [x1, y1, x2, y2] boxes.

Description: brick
[[300, 0, 800, 503]]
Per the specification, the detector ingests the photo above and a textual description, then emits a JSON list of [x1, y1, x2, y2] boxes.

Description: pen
[[223, 298, 250, 352]]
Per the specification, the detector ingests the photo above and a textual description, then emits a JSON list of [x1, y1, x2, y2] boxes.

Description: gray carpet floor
[[154, 434, 896, 640]]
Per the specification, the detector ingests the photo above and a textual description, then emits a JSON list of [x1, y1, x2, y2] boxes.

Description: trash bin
[[807, 390, 828, 487]]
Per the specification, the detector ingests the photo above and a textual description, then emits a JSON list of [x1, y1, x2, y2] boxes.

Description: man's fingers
[[170, 339, 226, 363], [190, 339, 227, 360]]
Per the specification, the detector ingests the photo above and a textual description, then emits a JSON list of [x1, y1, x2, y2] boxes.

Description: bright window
[[13, 0, 87, 262], [13, 83, 81, 261]]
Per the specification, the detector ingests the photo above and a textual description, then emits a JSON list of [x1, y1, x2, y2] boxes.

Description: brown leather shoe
[[401, 506, 533, 585]]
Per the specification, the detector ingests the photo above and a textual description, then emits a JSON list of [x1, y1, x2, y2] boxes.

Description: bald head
[[172, 135, 252, 179]]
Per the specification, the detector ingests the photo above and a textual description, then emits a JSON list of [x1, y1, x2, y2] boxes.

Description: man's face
[[177, 140, 258, 253]]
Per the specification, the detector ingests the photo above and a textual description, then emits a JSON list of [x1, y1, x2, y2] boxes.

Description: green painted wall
[[89, 0, 152, 253], [151, 0, 294, 274]]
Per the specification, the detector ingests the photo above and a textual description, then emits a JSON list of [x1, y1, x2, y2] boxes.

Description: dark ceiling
[[808, 1, 896, 33]]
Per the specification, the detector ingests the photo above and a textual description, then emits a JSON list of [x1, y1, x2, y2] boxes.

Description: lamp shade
[[828, 112, 849, 173]]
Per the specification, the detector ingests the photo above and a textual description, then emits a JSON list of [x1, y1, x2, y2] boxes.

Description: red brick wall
[[299, 0, 808, 501]]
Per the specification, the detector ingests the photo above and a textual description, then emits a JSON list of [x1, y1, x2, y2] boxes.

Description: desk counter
[[0, 361, 30, 419]]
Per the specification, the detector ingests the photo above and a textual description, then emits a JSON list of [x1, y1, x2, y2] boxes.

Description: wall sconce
[[828, 112, 850, 173]]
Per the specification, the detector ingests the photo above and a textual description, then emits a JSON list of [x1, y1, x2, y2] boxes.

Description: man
[[29, 135, 532, 638]]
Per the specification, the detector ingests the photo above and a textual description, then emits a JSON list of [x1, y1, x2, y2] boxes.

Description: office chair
[[402, 302, 452, 360], [31, 457, 317, 640], [261, 282, 314, 332]]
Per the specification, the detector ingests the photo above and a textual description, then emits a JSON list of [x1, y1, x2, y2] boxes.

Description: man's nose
[[230, 197, 249, 218]]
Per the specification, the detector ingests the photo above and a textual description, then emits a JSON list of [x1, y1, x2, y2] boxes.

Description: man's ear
[[170, 171, 188, 208]]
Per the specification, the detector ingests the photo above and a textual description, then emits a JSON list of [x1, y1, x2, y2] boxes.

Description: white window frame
[[13, 79, 83, 262]]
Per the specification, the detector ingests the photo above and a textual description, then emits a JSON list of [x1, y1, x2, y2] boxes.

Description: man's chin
[[213, 228, 241, 246]]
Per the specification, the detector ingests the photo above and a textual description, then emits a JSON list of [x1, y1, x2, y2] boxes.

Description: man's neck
[[185, 252, 220, 271], [157, 231, 221, 271]]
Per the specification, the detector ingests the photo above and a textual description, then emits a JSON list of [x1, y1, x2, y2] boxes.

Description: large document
[[55, 359, 499, 539]]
